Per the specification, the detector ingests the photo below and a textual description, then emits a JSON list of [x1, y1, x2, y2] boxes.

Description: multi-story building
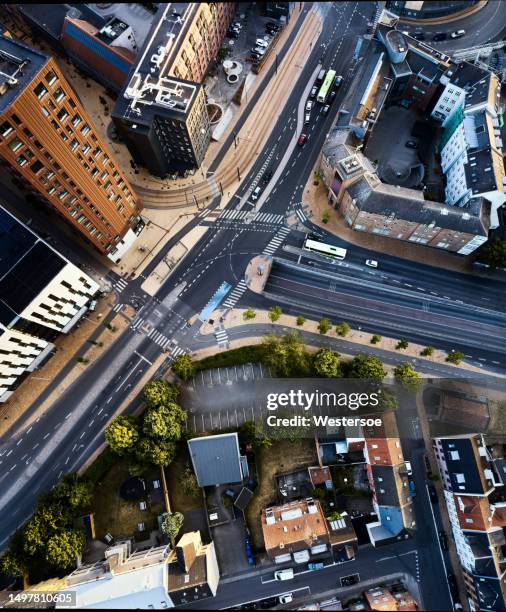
[[0, 35, 143, 262], [433, 434, 506, 612], [0, 204, 99, 402], [112, 3, 235, 176], [363, 412, 416, 546]]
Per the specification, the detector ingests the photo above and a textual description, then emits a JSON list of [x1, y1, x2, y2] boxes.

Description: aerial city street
[[0, 1, 505, 610]]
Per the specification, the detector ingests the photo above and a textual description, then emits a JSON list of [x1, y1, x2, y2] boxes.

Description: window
[[16, 155, 28, 167], [34, 83, 48, 99], [456, 473, 466, 484], [449, 450, 460, 460], [0, 121, 13, 137], [54, 87, 65, 103], [8, 138, 23, 152], [57, 108, 69, 122], [81, 143, 91, 154], [30, 160, 43, 173], [59, 189, 68, 200], [45, 70, 58, 86], [11, 114, 21, 125], [71, 114, 81, 127], [81, 124, 90, 136], [23, 127, 33, 138], [70, 139, 78, 151], [100, 170, 108, 181]]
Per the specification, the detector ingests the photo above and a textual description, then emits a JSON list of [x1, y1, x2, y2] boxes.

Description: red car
[[298, 133, 307, 146]]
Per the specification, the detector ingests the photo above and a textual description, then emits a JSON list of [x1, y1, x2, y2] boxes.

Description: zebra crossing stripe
[[113, 303, 123, 313], [131, 317, 145, 330], [172, 347, 184, 358], [296, 209, 307, 222]]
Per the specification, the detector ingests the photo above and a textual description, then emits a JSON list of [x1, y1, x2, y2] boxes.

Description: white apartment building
[[0, 204, 99, 402], [431, 79, 465, 127]]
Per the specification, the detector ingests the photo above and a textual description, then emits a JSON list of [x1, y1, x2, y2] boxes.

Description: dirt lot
[[246, 439, 318, 550], [165, 447, 203, 514], [91, 461, 163, 541]]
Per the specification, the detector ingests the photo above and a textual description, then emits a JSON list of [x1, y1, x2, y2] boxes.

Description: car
[[329, 90, 336, 103], [266, 21, 281, 32], [432, 32, 447, 41], [322, 104, 330, 115], [451, 29, 465, 39], [279, 593, 293, 604], [251, 186, 261, 201], [297, 133, 307, 146], [308, 562, 324, 570], [256, 38, 269, 48], [232, 22, 242, 30], [412, 31, 425, 40], [310, 86, 318, 99], [333, 75, 343, 89], [251, 51, 262, 59], [305, 100, 313, 112], [447, 572, 458, 597], [260, 598, 277, 609], [252, 47, 266, 56], [409, 480, 416, 497], [439, 530, 449, 551], [263, 170, 273, 183], [424, 453, 433, 477], [274, 568, 294, 581], [88, 299, 97, 311], [405, 140, 418, 149], [365, 259, 378, 268], [304, 112, 311, 124], [227, 30, 239, 39], [428, 484, 438, 504], [405, 460, 412, 476]]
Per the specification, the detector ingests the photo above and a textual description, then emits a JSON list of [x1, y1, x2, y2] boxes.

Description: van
[[251, 186, 261, 201], [274, 568, 294, 581], [88, 299, 97, 312], [316, 69, 325, 84]]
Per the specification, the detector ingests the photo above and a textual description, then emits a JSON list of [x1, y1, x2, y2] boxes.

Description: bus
[[303, 237, 347, 260], [317, 69, 336, 103]]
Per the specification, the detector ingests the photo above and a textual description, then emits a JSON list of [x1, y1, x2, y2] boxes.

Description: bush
[[296, 315, 306, 326], [268, 306, 282, 322], [335, 321, 350, 337], [318, 318, 332, 334], [172, 354, 196, 381], [446, 350, 464, 365], [396, 339, 409, 350], [196, 345, 266, 370], [322, 210, 330, 224], [421, 346, 434, 357], [371, 334, 381, 344], [243, 308, 256, 320]]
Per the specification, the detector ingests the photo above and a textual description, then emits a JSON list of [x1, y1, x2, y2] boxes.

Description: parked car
[[251, 186, 261, 201], [305, 100, 313, 112], [329, 90, 336, 103], [451, 29, 465, 39], [304, 112, 311, 124], [252, 47, 266, 56], [439, 530, 449, 551], [310, 86, 318, 99], [224, 489, 235, 499], [432, 32, 447, 41], [428, 484, 438, 504], [334, 75, 343, 89], [405, 140, 418, 149], [263, 170, 273, 183], [88, 299, 97, 312], [424, 453, 433, 477], [266, 22, 281, 33], [308, 562, 324, 570], [260, 598, 277, 609], [279, 593, 293, 604], [227, 30, 239, 39], [405, 460, 413, 476], [409, 480, 416, 497], [274, 568, 294, 581], [322, 104, 330, 115], [245, 540, 254, 566], [412, 31, 425, 40], [297, 133, 307, 146], [256, 38, 269, 48], [365, 259, 378, 268]]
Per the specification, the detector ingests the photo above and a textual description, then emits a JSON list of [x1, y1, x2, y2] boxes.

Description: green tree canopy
[[335, 321, 350, 337], [45, 530, 85, 569], [346, 354, 386, 380], [105, 415, 139, 456], [446, 350, 465, 365], [50, 474, 92, 510], [161, 512, 184, 545], [135, 438, 176, 466], [317, 318, 332, 335], [143, 380, 180, 409], [478, 239, 506, 269], [296, 315, 306, 326], [171, 354, 196, 381], [179, 467, 200, 498], [268, 306, 283, 322], [313, 348, 342, 378], [142, 402, 187, 441], [394, 363, 423, 392], [262, 332, 311, 377], [396, 339, 409, 350]]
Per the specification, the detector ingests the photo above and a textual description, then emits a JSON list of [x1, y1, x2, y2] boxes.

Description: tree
[[318, 318, 332, 334], [0, 551, 24, 576], [262, 332, 311, 377], [394, 363, 422, 392], [322, 210, 330, 224], [396, 339, 409, 350], [143, 380, 180, 409], [135, 438, 176, 466], [45, 530, 85, 569], [478, 239, 506, 269], [51, 474, 92, 510], [105, 415, 139, 456], [347, 354, 385, 380], [243, 308, 256, 320], [421, 346, 434, 357], [268, 306, 282, 322], [179, 467, 200, 498], [296, 315, 306, 326], [142, 402, 187, 441], [371, 334, 381, 344], [313, 348, 342, 378], [171, 354, 195, 381], [335, 321, 350, 337], [161, 512, 184, 545], [446, 350, 465, 365]]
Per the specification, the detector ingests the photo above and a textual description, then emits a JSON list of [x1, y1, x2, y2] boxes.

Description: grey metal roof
[[188, 433, 242, 487]]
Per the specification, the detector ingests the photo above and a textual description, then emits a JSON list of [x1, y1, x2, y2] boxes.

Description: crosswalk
[[215, 329, 229, 346], [147, 328, 172, 350], [218, 209, 285, 224], [131, 316, 145, 331], [170, 346, 185, 359], [114, 278, 128, 293], [112, 303, 124, 313], [294, 208, 307, 223], [264, 227, 290, 256], [222, 279, 247, 309]]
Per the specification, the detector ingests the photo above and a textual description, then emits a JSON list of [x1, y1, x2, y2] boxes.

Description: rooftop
[[438, 435, 494, 495], [0, 35, 48, 113], [187, 433, 243, 488], [372, 464, 411, 508]]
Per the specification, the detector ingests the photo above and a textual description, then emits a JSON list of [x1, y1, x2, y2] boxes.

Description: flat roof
[[187, 433, 242, 487]]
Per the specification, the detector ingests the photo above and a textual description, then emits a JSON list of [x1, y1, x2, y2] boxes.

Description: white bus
[[303, 237, 347, 260]]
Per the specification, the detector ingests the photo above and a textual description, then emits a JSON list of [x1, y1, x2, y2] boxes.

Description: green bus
[[317, 69, 336, 103]]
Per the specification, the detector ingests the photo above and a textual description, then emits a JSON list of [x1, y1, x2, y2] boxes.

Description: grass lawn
[[165, 446, 203, 514], [245, 439, 318, 550], [91, 460, 163, 541]]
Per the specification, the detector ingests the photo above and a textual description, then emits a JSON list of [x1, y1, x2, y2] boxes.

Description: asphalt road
[[0, 4, 504, 610]]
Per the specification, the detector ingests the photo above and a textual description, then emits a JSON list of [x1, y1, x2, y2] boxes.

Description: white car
[[251, 186, 261, 201], [274, 568, 294, 581], [88, 299, 98, 311], [304, 113, 311, 124], [450, 29, 465, 39], [305, 100, 313, 112], [256, 38, 269, 48], [279, 593, 294, 604], [405, 461, 413, 476], [253, 47, 266, 56], [365, 259, 378, 268]]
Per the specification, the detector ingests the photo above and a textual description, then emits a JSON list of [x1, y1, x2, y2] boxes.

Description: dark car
[[428, 484, 438, 504], [227, 30, 239, 39], [405, 140, 418, 149], [322, 104, 330, 115], [329, 90, 336, 103], [260, 598, 277, 609], [439, 530, 449, 551], [447, 572, 458, 598], [432, 32, 447, 42], [413, 31, 425, 40], [297, 133, 307, 146], [266, 22, 281, 32], [263, 170, 273, 183]]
